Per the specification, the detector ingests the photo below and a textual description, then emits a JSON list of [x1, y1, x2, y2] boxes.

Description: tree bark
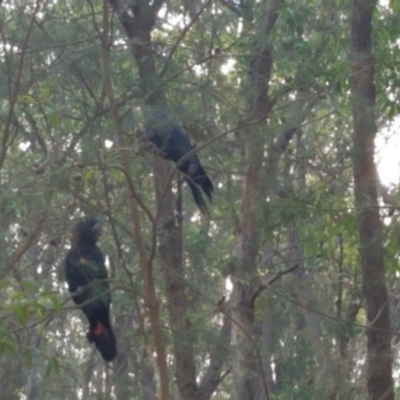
[[230, 2, 283, 399], [102, 2, 170, 399], [350, 1, 394, 399]]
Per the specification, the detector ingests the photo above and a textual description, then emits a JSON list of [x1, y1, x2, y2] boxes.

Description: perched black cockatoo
[[150, 123, 213, 214], [64, 216, 117, 362]]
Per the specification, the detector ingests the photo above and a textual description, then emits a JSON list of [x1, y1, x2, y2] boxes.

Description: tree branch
[[249, 264, 299, 307]]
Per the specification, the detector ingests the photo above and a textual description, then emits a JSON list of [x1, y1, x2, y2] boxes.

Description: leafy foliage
[[0, 0, 399, 399]]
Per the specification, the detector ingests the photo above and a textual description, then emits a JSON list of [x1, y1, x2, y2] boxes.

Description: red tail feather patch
[[94, 321, 106, 336]]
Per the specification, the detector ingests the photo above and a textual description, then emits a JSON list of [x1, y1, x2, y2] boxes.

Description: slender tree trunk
[[288, 227, 341, 398], [109, 2, 231, 399], [109, 2, 198, 397], [102, 2, 170, 399], [25, 328, 40, 400], [141, 350, 157, 400], [82, 348, 96, 399], [230, 2, 283, 399], [350, 1, 394, 399], [114, 317, 132, 400], [230, 23, 320, 398]]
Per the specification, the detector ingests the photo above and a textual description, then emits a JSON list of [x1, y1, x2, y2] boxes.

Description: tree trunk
[[102, 2, 170, 398], [350, 1, 394, 399], [288, 227, 341, 398], [230, 2, 283, 399], [109, 2, 231, 399], [25, 328, 40, 400], [113, 316, 134, 400]]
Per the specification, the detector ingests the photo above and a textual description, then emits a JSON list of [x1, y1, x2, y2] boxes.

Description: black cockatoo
[[150, 123, 213, 214], [64, 216, 117, 362]]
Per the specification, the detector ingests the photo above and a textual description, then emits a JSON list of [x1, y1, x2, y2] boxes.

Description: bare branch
[[249, 264, 299, 307]]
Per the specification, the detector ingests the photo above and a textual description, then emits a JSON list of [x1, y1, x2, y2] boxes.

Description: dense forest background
[[1, 0, 400, 399]]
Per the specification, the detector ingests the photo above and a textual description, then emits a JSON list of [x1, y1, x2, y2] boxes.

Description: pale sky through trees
[[376, 119, 400, 186]]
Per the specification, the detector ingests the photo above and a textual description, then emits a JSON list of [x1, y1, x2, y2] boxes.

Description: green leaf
[[16, 94, 37, 105], [0, 341, 16, 357], [41, 83, 51, 98], [19, 279, 39, 291], [51, 296, 62, 312], [48, 111, 59, 128], [45, 356, 60, 378], [12, 304, 30, 326]]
